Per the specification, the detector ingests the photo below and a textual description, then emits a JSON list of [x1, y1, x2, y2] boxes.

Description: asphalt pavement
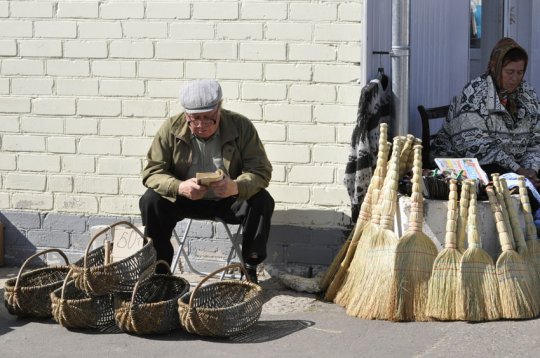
[[2, 266, 540, 358]]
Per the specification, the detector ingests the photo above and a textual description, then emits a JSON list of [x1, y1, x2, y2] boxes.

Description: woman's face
[[500, 60, 525, 93]]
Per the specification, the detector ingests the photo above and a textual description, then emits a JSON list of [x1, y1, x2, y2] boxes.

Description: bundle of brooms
[[342, 136, 404, 319], [323, 123, 390, 301], [322, 124, 389, 296]]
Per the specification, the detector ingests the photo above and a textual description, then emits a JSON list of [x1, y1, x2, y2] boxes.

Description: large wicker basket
[[4, 248, 71, 318], [50, 268, 120, 331], [115, 261, 190, 335], [70, 221, 157, 296], [178, 264, 263, 337]]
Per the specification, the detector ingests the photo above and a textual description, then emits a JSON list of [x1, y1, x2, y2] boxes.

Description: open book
[[196, 169, 224, 186], [434, 158, 489, 185]]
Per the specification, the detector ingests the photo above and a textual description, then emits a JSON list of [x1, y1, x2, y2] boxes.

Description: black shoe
[[244, 264, 258, 284]]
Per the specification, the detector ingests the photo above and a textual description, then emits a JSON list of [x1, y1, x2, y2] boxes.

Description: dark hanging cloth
[[344, 76, 392, 222]]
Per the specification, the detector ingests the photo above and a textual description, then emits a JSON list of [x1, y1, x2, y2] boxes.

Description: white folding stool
[[170, 217, 244, 280]]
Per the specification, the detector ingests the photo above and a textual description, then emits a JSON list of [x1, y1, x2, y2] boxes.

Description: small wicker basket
[[115, 261, 190, 335], [178, 263, 263, 337], [50, 268, 119, 331], [70, 221, 157, 296], [4, 248, 70, 318]]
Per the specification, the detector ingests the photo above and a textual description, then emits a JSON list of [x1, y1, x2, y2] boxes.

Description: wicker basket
[[4, 248, 70, 318], [50, 268, 120, 331], [70, 221, 157, 296], [178, 263, 263, 337], [115, 261, 190, 335]]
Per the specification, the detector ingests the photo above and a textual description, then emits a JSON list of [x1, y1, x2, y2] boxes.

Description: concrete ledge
[[397, 194, 525, 260]]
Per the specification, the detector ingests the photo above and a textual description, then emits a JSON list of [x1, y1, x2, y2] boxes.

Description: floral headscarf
[[486, 37, 528, 118]]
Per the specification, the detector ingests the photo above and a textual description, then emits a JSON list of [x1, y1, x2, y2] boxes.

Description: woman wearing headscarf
[[431, 37, 540, 189]]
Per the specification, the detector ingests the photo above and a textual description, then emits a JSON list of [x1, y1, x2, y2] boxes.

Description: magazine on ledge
[[434, 158, 489, 185], [196, 169, 224, 186]]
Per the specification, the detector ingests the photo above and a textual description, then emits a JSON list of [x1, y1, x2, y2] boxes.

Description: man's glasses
[[186, 109, 219, 127]]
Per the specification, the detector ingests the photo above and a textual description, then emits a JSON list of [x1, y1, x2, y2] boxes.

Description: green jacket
[[142, 109, 272, 202]]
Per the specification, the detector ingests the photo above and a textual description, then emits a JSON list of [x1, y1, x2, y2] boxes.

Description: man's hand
[[178, 178, 208, 200], [517, 167, 540, 189], [210, 176, 239, 198]]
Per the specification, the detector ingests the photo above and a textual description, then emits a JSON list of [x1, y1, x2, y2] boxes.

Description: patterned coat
[[431, 74, 540, 173], [344, 77, 392, 222]]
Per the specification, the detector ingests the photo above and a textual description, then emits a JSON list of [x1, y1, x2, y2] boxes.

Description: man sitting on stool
[[139, 79, 274, 283]]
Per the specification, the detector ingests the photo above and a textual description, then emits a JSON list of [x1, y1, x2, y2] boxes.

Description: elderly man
[[139, 79, 274, 283]]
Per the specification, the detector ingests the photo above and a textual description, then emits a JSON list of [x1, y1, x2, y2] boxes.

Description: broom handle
[[492, 174, 517, 251], [499, 177, 528, 253], [379, 137, 403, 231], [407, 144, 424, 233], [406, 138, 422, 174], [370, 141, 392, 226], [517, 176, 538, 241], [457, 180, 471, 251], [466, 180, 481, 248], [444, 179, 459, 249], [357, 123, 389, 224], [486, 187, 514, 251], [399, 134, 415, 177]]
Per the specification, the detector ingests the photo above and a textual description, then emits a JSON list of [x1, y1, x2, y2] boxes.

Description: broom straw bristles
[[426, 179, 463, 321], [390, 144, 437, 322]]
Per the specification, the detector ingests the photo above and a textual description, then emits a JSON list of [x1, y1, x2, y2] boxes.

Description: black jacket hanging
[[343, 76, 392, 222]]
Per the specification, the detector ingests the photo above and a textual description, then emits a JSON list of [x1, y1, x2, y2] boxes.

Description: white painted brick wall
[[0, 0, 363, 229]]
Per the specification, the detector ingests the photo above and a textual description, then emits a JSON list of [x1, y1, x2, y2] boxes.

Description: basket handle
[[127, 260, 171, 308], [14, 248, 70, 292], [59, 267, 76, 300], [83, 221, 145, 269], [187, 263, 248, 310]]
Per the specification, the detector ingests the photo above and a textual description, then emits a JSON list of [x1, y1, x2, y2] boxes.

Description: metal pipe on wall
[[391, 0, 410, 136]]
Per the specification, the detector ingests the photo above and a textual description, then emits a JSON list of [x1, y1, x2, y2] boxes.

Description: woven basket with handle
[[115, 261, 190, 335], [178, 263, 263, 337], [4, 248, 70, 318], [70, 221, 157, 296], [50, 267, 120, 331]]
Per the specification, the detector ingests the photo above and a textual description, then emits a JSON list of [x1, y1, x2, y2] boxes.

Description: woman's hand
[[517, 167, 540, 189], [210, 176, 239, 198], [178, 178, 208, 200]]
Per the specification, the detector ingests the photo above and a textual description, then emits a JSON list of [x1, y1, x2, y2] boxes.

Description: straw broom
[[491, 174, 517, 252], [324, 123, 390, 301], [458, 180, 501, 322], [499, 176, 531, 255], [389, 144, 438, 322], [345, 136, 403, 319], [517, 176, 540, 276], [498, 177, 540, 303], [425, 179, 463, 321], [456, 180, 470, 253], [486, 187, 540, 319]]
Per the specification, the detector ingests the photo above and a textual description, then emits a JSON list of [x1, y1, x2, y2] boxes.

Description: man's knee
[[249, 189, 275, 213]]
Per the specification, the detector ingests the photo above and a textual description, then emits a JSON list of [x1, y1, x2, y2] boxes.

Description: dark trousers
[[139, 189, 274, 266]]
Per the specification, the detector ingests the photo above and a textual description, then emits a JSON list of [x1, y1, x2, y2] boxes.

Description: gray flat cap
[[180, 79, 222, 113]]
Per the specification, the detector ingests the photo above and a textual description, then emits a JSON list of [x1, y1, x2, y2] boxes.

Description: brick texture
[[0, 0, 363, 267]]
